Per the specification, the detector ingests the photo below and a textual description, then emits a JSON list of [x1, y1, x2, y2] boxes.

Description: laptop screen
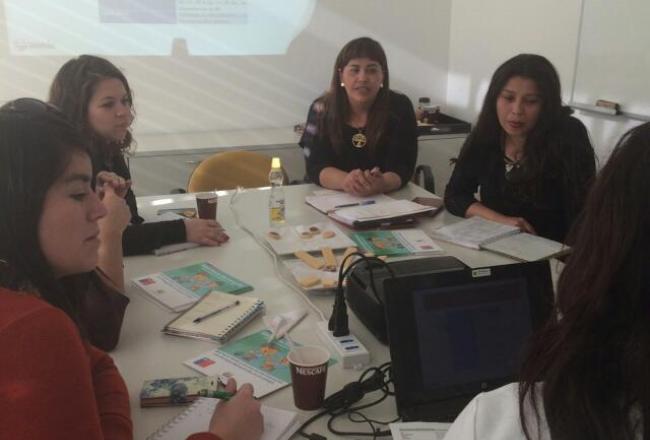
[[384, 261, 553, 422]]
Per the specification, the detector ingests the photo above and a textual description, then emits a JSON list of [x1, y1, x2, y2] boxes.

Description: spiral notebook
[[163, 292, 264, 343], [146, 397, 300, 440]]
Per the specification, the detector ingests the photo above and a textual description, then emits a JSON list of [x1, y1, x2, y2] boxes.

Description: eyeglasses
[[0, 97, 74, 128]]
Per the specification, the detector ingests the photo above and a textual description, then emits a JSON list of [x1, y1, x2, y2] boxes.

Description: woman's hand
[[184, 219, 229, 246], [342, 169, 367, 195], [342, 168, 385, 196], [96, 171, 131, 198], [208, 379, 263, 440], [98, 185, 131, 237], [499, 215, 537, 235]]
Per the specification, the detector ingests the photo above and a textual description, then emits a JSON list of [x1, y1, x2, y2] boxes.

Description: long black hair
[[460, 54, 595, 214], [0, 98, 90, 322], [318, 36, 391, 156], [519, 122, 650, 439]]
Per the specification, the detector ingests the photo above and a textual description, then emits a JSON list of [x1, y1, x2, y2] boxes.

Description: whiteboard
[[572, 0, 650, 119]]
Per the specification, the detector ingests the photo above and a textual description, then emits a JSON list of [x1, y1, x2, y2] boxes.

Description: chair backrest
[[187, 150, 287, 192]]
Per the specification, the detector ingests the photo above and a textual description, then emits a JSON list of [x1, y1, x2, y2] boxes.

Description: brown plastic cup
[[287, 345, 330, 410], [196, 192, 218, 220]]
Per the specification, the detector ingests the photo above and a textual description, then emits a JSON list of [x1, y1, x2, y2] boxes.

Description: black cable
[[297, 362, 397, 439]]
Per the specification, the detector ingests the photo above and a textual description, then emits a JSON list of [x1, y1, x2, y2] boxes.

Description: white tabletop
[[112, 183, 517, 439]]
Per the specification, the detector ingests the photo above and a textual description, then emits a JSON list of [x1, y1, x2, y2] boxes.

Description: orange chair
[[187, 150, 289, 192]]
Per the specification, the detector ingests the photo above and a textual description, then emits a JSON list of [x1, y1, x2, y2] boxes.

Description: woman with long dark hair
[[0, 98, 262, 440], [444, 54, 596, 242], [300, 36, 418, 196], [444, 122, 650, 439], [49, 55, 229, 256]]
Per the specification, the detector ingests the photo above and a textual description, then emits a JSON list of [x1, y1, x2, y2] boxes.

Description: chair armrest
[[413, 165, 435, 194]]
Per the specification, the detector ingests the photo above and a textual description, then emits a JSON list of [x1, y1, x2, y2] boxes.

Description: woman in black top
[[49, 55, 229, 255], [300, 37, 417, 196], [444, 54, 596, 242]]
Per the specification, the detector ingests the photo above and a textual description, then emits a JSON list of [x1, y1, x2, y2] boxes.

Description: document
[[389, 422, 450, 440]]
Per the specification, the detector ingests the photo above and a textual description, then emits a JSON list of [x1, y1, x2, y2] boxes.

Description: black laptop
[[384, 260, 554, 422]]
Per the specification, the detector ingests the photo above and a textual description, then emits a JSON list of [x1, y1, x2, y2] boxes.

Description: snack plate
[[264, 221, 355, 255]]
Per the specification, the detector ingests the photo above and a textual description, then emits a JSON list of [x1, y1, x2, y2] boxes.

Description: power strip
[[316, 320, 370, 369]]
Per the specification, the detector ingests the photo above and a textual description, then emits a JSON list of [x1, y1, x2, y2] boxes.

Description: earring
[[380, 83, 384, 88], [340, 82, 345, 87]]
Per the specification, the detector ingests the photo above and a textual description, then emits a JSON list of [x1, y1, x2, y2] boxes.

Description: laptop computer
[[384, 260, 554, 422]]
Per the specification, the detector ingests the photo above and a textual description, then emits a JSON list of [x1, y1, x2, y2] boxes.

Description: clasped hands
[[342, 166, 385, 196]]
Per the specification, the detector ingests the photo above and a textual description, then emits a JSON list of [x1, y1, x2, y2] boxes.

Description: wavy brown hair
[[49, 55, 135, 157], [519, 122, 650, 439], [317, 36, 390, 156]]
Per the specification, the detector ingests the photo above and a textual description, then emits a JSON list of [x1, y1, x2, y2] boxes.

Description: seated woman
[[443, 122, 650, 439], [300, 37, 418, 196], [0, 98, 263, 440], [444, 54, 596, 242], [49, 55, 229, 256]]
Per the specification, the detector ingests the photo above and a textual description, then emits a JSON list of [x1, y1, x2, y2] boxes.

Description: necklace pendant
[[351, 131, 367, 148]]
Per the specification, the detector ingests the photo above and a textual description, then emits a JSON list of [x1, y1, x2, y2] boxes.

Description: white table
[[112, 183, 517, 439]]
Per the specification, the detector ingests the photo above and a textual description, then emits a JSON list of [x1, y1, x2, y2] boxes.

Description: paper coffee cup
[[287, 345, 330, 410], [196, 192, 218, 220]]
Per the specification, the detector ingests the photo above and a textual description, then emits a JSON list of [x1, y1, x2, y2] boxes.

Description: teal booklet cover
[[133, 262, 253, 312], [352, 229, 443, 257]]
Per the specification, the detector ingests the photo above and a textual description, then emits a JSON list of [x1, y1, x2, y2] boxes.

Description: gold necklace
[[351, 127, 367, 148]]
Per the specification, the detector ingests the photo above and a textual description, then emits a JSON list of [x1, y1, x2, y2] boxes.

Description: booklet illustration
[[352, 229, 443, 256], [133, 262, 253, 312]]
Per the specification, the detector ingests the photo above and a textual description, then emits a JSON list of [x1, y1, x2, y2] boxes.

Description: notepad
[[163, 292, 264, 343], [146, 397, 300, 440]]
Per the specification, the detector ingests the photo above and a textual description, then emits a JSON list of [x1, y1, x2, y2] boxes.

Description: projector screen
[[0, 1, 452, 138], [4, 0, 315, 56]]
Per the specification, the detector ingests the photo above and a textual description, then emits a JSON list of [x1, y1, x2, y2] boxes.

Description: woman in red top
[[0, 98, 263, 440]]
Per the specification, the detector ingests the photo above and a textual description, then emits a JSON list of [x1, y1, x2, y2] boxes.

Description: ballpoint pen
[[333, 200, 376, 209], [193, 300, 240, 323]]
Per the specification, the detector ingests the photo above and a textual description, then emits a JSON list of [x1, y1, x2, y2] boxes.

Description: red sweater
[[0, 288, 218, 440]]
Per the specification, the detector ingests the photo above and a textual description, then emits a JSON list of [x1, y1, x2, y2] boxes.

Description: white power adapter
[[316, 320, 370, 369]]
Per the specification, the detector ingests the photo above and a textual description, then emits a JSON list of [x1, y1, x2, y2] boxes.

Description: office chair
[[186, 150, 289, 192]]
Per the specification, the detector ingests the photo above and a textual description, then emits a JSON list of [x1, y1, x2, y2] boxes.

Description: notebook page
[[481, 232, 568, 262], [166, 292, 262, 338], [305, 191, 394, 213], [333, 199, 434, 222], [431, 217, 520, 250], [147, 398, 299, 440]]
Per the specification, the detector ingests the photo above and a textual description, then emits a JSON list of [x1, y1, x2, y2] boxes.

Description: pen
[[193, 300, 240, 324], [198, 389, 234, 400], [333, 200, 376, 209]]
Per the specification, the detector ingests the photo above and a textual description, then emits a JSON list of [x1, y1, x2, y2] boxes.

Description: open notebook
[[305, 190, 436, 228], [431, 217, 569, 261], [163, 292, 264, 343], [146, 397, 300, 440]]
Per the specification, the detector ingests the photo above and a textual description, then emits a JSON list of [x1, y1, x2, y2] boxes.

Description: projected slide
[[3, 0, 316, 55]]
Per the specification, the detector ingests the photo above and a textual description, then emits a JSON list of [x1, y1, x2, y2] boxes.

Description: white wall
[[446, 0, 642, 164], [0, 0, 451, 138]]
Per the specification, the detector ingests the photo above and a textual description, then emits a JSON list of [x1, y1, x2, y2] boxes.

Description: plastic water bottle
[[269, 157, 286, 226]]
